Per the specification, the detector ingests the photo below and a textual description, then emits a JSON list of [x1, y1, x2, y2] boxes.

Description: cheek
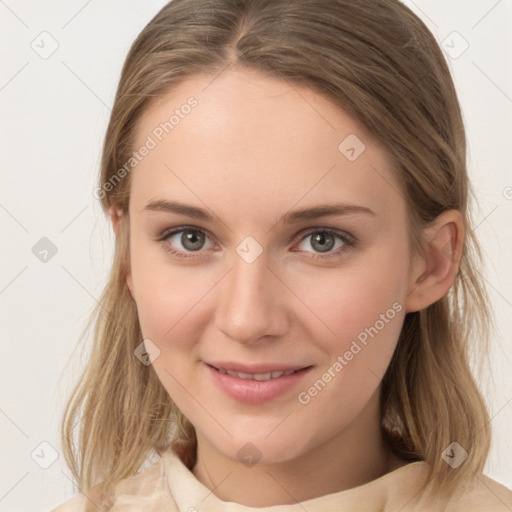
[[293, 259, 406, 425], [289, 248, 408, 408], [129, 239, 213, 341], [292, 251, 407, 348]]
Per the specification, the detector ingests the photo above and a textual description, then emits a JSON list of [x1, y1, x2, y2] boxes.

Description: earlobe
[[405, 210, 464, 313]]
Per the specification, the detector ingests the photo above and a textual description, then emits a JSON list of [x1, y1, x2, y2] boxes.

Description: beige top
[[51, 449, 512, 511]]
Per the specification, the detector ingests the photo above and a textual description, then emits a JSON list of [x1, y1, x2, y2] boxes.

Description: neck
[[191, 389, 399, 506]]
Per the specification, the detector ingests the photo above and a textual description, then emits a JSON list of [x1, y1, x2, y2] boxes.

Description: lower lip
[[206, 364, 313, 404]]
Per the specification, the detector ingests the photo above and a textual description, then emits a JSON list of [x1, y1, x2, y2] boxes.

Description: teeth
[[253, 372, 272, 381], [220, 368, 297, 380]]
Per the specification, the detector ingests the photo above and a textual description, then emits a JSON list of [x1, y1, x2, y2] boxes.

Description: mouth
[[208, 364, 306, 381], [205, 362, 313, 404]]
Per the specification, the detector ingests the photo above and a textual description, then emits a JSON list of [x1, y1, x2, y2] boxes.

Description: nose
[[213, 246, 290, 345]]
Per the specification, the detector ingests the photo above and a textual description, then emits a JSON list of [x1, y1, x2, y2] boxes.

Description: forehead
[[129, 68, 405, 225]]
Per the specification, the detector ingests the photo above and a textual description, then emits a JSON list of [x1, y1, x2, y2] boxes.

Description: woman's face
[[124, 68, 420, 465]]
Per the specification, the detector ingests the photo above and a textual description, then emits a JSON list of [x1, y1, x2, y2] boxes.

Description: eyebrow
[[143, 199, 376, 224]]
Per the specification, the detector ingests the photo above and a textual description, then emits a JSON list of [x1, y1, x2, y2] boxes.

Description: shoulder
[[406, 469, 512, 511], [50, 492, 90, 512], [49, 486, 107, 512], [50, 454, 178, 512], [381, 460, 512, 511], [444, 473, 512, 511]]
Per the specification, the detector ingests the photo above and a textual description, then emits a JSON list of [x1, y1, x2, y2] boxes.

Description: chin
[[214, 433, 312, 468]]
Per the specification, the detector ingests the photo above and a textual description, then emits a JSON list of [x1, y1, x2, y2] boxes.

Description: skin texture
[[110, 67, 464, 506]]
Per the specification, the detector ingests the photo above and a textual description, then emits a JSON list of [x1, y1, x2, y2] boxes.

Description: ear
[[110, 205, 123, 236], [405, 209, 464, 313], [109, 206, 135, 299]]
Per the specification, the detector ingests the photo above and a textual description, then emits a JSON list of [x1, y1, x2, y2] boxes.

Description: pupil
[[313, 233, 333, 253], [183, 230, 203, 251]]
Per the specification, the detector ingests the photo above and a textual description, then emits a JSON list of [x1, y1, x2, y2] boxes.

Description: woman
[[52, 0, 512, 509]]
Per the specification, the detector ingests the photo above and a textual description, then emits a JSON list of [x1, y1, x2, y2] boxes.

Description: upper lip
[[207, 361, 312, 373]]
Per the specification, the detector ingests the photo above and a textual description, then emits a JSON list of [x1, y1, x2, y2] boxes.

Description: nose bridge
[[214, 242, 287, 343]]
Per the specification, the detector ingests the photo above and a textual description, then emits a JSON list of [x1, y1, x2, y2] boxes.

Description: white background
[[0, 1, 511, 510]]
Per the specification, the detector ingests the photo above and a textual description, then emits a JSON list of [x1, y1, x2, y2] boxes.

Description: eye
[[157, 226, 356, 260], [158, 226, 214, 259], [294, 228, 355, 259]]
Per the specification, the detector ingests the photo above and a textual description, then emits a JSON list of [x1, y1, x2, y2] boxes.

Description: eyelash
[[157, 225, 356, 261]]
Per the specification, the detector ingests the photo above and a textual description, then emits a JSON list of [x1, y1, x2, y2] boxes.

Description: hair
[[61, 0, 495, 505]]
